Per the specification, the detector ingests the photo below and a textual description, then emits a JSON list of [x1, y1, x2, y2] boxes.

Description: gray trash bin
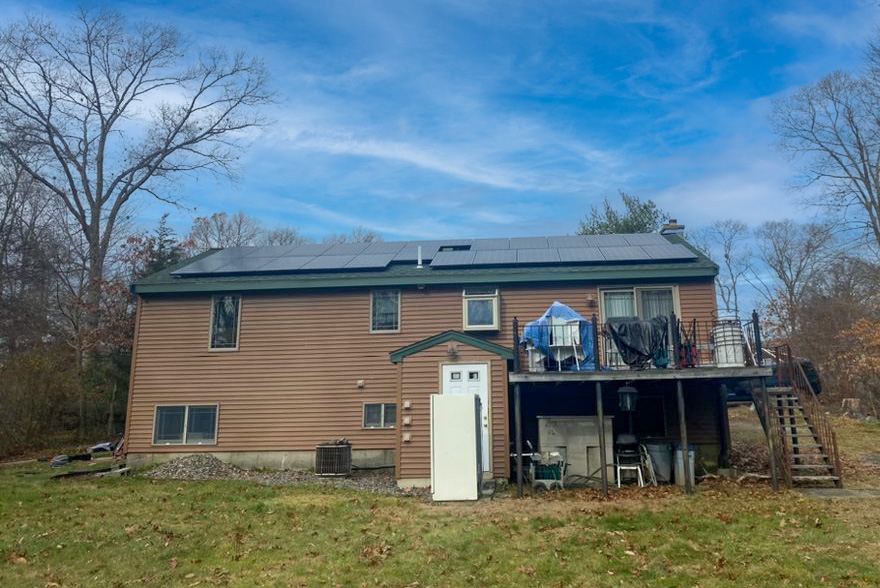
[[644, 443, 672, 483]]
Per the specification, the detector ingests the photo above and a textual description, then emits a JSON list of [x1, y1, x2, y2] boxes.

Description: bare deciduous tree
[[263, 225, 314, 247], [748, 220, 839, 340], [0, 6, 273, 346], [188, 210, 265, 250], [690, 219, 751, 317], [772, 63, 880, 250], [321, 225, 384, 244]]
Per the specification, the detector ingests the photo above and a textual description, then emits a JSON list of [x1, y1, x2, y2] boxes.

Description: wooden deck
[[509, 366, 772, 383]]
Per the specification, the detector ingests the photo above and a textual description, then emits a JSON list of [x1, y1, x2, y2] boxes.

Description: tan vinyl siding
[[398, 346, 508, 480], [677, 281, 717, 324], [127, 278, 716, 472], [128, 291, 401, 453]]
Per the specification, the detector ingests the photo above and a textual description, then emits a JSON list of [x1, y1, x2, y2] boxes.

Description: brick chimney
[[660, 219, 685, 235]]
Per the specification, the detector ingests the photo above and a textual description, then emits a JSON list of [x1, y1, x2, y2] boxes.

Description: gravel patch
[[144, 454, 426, 496]]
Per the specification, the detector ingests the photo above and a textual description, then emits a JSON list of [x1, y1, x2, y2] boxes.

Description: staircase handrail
[[776, 345, 843, 487]]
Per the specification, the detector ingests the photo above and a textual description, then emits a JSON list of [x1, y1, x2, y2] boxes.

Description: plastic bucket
[[713, 318, 744, 367], [644, 443, 673, 483], [673, 444, 696, 487]]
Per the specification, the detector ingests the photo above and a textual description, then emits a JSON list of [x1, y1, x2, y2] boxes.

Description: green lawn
[[2, 462, 879, 588], [2, 411, 879, 587]]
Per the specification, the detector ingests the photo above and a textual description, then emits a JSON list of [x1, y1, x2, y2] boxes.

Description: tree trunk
[[107, 380, 117, 437]]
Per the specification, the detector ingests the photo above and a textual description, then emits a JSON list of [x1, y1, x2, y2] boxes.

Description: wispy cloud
[[770, 8, 875, 48]]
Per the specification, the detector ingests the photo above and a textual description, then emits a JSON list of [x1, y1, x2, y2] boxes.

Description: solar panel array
[[171, 233, 698, 277]]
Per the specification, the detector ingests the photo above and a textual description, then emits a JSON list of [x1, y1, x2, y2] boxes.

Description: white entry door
[[442, 363, 491, 472]]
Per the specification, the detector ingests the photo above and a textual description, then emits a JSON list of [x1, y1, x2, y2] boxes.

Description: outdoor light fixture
[[618, 385, 638, 412], [447, 343, 458, 358]]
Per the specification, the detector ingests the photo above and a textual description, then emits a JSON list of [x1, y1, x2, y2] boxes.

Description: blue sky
[[6, 0, 877, 241]]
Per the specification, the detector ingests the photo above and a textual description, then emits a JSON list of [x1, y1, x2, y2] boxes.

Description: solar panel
[[473, 249, 517, 265], [394, 243, 443, 262], [557, 247, 605, 262], [325, 242, 370, 256], [301, 255, 355, 270], [344, 253, 396, 269], [583, 234, 629, 247], [256, 256, 314, 272], [172, 254, 238, 275], [599, 246, 651, 261], [623, 233, 668, 246], [430, 250, 476, 267], [169, 234, 704, 278], [471, 238, 510, 250], [207, 258, 276, 274], [517, 248, 560, 263], [510, 237, 549, 249], [643, 244, 697, 260], [286, 243, 333, 256], [242, 245, 298, 258], [547, 235, 587, 248], [362, 241, 406, 255]]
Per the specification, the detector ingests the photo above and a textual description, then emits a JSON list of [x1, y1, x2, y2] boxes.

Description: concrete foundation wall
[[126, 449, 395, 471], [397, 478, 431, 489]]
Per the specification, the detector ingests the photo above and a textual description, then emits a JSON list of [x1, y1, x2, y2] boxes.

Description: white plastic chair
[[549, 318, 583, 371]]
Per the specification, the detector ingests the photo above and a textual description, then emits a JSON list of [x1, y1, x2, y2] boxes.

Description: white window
[[463, 287, 500, 331], [601, 287, 678, 367], [363, 403, 397, 429], [371, 290, 400, 332], [601, 287, 677, 321], [153, 405, 218, 445], [210, 295, 241, 350]]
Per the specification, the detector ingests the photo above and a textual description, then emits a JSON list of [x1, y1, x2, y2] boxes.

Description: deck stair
[[768, 387, 841, 487]]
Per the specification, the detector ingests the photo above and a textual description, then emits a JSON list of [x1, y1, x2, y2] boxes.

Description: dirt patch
[[728, 405, 770, 475]]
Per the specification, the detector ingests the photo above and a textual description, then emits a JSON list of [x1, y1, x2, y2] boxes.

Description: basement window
[[363, 403, 397, 429], [463, 287, 500, 331], [153, 405, 218, 445]]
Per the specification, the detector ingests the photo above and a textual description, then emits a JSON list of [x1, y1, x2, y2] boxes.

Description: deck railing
[[513, 311, 763, 373]]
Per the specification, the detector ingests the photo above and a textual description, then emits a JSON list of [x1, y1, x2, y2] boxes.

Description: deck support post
[[514, 383, 523, 498], [596, 381, 608, 497], [718, 384, 731, 469], [512, 317, 520, 373], [760, 378, 780, 492], [676, 380, 693, 495]]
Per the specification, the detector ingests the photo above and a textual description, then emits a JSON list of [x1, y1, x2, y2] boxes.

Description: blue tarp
[[521, 301, 595, 370]]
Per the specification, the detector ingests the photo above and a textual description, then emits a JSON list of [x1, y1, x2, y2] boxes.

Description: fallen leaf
[[170, 557, 178, 570]]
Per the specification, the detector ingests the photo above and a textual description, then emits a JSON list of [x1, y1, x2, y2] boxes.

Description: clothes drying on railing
[[521, 301, 595, 371], [605, 316, 669, 369]]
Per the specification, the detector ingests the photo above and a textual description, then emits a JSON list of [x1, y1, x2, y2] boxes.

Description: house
[[125, 230, 789, 491]]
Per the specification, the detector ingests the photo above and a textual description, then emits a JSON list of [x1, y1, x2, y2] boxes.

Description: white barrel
[[673, 444, 696, 487], [713, 318, 744, 367]]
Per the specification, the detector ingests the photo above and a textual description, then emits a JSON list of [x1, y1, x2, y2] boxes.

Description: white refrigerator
[[430, 393, 482, 501]]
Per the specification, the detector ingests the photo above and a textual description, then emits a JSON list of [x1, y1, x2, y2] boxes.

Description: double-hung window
[[371, 290, 400, 332], [363, 403, 397, 429], [210, 294, 241, 350], [153, 405, 218, 445]]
